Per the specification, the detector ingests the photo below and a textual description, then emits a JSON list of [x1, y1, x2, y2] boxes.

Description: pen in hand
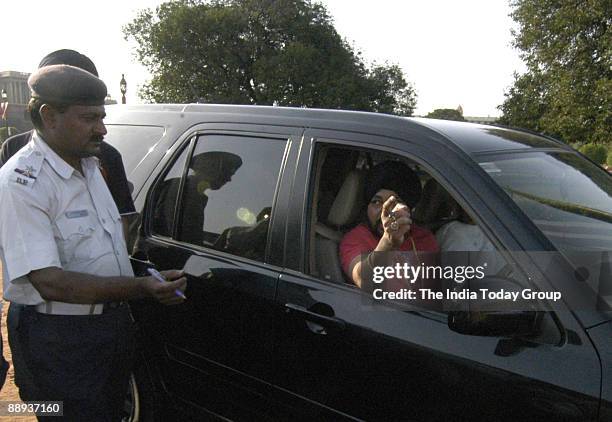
[[147, 268, 187, 299]]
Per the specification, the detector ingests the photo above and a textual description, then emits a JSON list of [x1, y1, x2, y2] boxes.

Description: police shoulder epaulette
[[9, 151, 44, 189]]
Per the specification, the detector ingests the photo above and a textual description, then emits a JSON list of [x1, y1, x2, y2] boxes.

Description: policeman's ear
[[39, 103, 70, 130], [39, 103, 59, 130]]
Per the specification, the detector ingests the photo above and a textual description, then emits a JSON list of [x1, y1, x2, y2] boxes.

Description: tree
[[579, 143, 608, 164], [124, 0, 417, 115], [499, 0, 611, 144], [497, 71, 551, 134], [425, 108, 465, 121]]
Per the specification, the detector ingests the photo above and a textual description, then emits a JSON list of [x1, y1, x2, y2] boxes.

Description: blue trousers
[[0, 321, 9, 391], [7, 303, 37, 401], [19, 304, 135, 421]]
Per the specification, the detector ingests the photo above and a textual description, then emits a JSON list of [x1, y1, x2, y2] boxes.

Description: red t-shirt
[[339, 223, 439, 279]]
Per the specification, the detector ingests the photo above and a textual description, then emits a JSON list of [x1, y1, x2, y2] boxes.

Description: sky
[[1, 0, 526, 117]]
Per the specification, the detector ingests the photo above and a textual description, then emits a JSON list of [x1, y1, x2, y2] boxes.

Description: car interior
[[306, 145, 567, 345], [308, 145, 470, 285]]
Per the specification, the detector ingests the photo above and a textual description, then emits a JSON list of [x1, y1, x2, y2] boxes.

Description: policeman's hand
[[381, 196, 411, 248], [142, 270, 187, 305]]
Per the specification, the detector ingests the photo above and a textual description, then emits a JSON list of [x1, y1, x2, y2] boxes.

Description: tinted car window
[[177, 134, 287, 262], [150, 145, 190, 238], [310, 144, 512, 287], [479, 151, 612, 252], [104, 125, 165, 178]]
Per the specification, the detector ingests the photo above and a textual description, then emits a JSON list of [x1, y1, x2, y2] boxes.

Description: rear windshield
[[477, 151, 612, 253]]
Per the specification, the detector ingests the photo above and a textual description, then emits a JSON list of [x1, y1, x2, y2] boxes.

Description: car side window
[[309, 144, 516, 287], [307, 142, 561, 344], [150, 145, 190, 238], [176, 134, 287, 262]]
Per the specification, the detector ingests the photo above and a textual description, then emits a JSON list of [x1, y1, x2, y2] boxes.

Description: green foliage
[[607, 151, 612, 167], [568, 142, 583, 152], [579, 143, 608, 164], [425, 108, 465, 121], [499, 0, 611, 143], [497, 71, 551, 134], [124, 0, 417, 115]]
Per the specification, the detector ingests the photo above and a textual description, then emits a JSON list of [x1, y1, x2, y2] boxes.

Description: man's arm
[[0, 132, 32, 168], [29, 267, 186, 305], [99, 143, 135, 214], [122, 217, 130, 242], [349, 235, 401, 289], [0, 141, 7, 168], [349, 197, 412, 289], [99, 143, 137, 242]]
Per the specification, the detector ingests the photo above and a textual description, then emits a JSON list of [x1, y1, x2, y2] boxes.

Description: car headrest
[[413, 178, 459, 224], [327, 170, 364, 227]]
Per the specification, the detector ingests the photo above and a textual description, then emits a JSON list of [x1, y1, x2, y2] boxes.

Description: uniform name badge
[[65, 210, 89, 219]]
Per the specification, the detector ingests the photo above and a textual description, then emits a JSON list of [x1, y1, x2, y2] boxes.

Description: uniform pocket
[[55, 215, 95, 262], [106, 206, 126, 245]]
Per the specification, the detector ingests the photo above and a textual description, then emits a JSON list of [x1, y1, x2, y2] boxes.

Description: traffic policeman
[[0, 48, 137, 404], [0, 65, 186, 421]]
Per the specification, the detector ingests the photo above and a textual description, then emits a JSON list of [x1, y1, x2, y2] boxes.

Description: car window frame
[[292, 133, 522, 275], [286, 128, 576, 339], [142, 126, 300, 268], [302, 139, 524, 313], [155, 135, 197, 241]]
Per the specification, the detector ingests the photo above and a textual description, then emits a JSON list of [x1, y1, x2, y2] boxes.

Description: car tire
[[122, 373, 141, 422], [122, 362, 161, 422]]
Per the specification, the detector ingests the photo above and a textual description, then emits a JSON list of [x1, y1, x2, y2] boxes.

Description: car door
[[130, 124, 301, 419], [272, 130, 601, 421]]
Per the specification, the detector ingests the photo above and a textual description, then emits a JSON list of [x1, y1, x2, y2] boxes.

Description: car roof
[[105, 103, 571, 155], [409, 117, 570, 154]]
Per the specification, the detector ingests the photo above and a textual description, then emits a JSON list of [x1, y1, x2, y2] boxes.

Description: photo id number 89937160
[[0, 401, 63, 416]]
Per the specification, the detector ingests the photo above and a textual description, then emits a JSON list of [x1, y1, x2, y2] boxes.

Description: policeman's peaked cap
[[28, 65, 107, 106]]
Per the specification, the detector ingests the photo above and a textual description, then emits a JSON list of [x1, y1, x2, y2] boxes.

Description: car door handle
[[284, 303, 346, 332]]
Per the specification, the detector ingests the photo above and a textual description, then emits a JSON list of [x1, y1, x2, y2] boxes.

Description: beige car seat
[[312, 170, 364, 283]]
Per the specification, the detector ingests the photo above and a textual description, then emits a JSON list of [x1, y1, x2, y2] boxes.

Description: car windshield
[[478, 151, 612, 253]]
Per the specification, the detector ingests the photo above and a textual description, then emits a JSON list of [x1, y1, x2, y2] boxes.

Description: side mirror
[[448, 309, 542, 337], [447, 276, 543, 337]]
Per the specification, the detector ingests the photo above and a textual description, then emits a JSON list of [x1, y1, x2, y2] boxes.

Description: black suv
[[104, 104, 612, 421]]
